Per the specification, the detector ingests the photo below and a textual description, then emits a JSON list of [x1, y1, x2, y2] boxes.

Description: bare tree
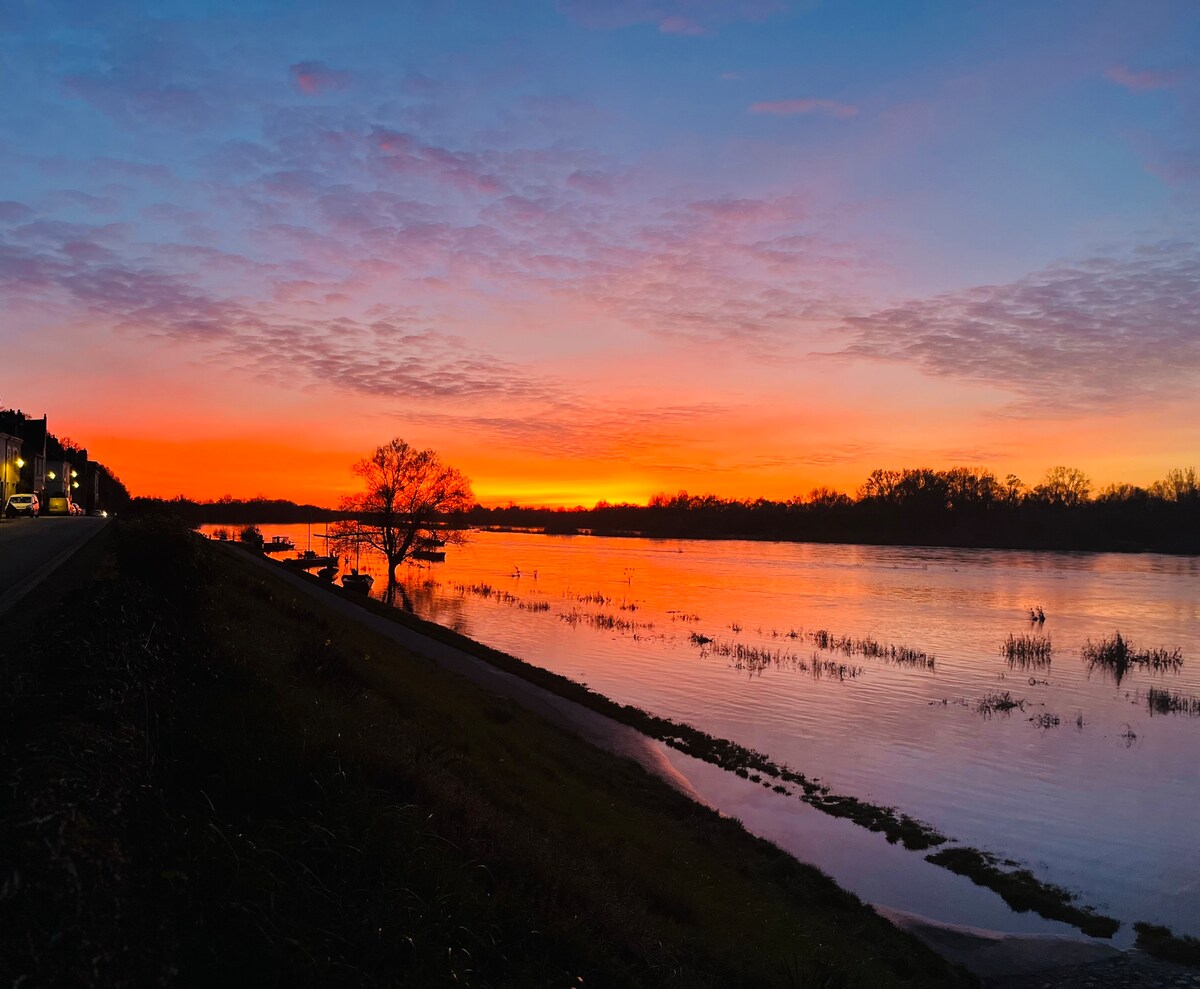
[[1032, 466, 1091, 507], [334, 438, 473, 588]]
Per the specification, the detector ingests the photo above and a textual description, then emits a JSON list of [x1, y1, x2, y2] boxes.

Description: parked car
[[5, 493, 40, 517], [46, 495, 71, 515]]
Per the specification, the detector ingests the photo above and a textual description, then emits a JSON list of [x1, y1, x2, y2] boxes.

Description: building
[[44, 459, 79, 512], [0, 412, 47, 503], [1, 431, 22, 507]]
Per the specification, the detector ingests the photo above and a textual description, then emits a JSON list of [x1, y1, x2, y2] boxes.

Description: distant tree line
[[129, 495, 342, 525], [131, 465, 1200, 554], [466, 466, 1200, 554]]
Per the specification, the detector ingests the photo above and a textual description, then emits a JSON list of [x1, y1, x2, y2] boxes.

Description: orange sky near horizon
[[65, 394, 1196, 509]]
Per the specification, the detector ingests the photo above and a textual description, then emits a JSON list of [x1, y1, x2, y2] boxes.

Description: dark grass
[[925, 849, 1120, 939], [0, 518, 969, 987], [1133, 922, 1200, 967]]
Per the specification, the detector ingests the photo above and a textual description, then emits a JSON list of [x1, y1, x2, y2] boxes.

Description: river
[[208, 524, 1200, 942]]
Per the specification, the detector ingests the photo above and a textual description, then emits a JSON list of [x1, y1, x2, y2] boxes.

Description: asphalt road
[[0, 515, 108, 614]]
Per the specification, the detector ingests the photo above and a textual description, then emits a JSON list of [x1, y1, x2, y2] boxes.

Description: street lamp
[[15, 457, 24, 469]]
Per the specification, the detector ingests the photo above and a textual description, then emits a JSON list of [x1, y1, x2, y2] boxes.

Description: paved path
[[0, 516, 107, 615]]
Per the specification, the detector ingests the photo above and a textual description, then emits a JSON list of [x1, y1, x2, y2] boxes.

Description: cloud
[[0, 215, 556, 404], [400, 402, 732, 461], [290, 60, 351, 95], [839, 242, 1200, 414], [0, 201, 34, 224], [749, 98, 859, 118], [1105, 65, 1181, 91], [659, 15, 705, 35], [559, 0, 786, 34]]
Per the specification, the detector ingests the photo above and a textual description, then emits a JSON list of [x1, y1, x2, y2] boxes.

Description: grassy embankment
[[0, 518, 969, 987]]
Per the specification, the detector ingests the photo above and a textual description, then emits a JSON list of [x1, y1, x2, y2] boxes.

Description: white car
[[5, 493, 40, 518]]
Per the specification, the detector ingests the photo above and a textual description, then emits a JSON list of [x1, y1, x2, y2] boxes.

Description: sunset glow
[[3, 1, 1198, 505]]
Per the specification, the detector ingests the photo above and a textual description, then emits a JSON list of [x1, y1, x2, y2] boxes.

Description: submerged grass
[[697, 638, 863, 680], [1146, 686, 1200, 716], [926, 848, 1119, 939], [1081, 631, 1184, 684], [703, 625, 933, 671], [1000, 633, 1052, 669], [976, 691, 1027, 716], [0, 519, 968, 988]]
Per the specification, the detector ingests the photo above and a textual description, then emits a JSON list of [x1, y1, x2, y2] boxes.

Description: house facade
[[1, 431, 22, 507], [0, 412, 48, 503]]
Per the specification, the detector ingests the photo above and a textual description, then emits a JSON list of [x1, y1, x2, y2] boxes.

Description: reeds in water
[[559, 610, 654, 633], [1001, 633, 1053, 669], [1081, 632, 1183, 684], [694, 636, 864, 681], [977, 691, 1026, 716], [809, 629, 935, 669], [1146, 686, 1200, 716]]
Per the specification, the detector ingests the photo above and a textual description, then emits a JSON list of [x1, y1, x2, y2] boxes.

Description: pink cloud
[[290, 60, 351, 95], [749, 98, 859, 119], [659, 15, 705, 35], [560, 0, 785, 34], [1105, 65, 1179, 91]]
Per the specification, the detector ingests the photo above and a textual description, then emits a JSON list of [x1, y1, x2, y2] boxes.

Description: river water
[[210, 524, 1200, 941]]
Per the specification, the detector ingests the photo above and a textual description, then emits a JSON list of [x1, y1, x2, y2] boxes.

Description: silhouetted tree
[[1032, 466, 1091, 507], [1151, 467, 1199, 503], [334, 438, 473, 591]]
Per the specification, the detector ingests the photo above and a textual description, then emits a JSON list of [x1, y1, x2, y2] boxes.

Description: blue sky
[[2, 0, 1198, 502]]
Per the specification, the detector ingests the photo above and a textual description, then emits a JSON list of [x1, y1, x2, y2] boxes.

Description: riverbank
[[0, 517, 967, 986]]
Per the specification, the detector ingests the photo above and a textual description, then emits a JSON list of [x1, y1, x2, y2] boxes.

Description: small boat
[[342, 569, 374, 592], [262, 535, 296, 553], [282, 551, 338, 570], [317, 564, 338, 582], [412, 549, 446, 562]]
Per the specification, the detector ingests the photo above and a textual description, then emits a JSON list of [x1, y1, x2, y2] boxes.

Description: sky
[[1, 0, 1198, 506]]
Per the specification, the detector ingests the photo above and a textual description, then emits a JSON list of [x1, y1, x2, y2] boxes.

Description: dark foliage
[[468, 465, 1200, 554]]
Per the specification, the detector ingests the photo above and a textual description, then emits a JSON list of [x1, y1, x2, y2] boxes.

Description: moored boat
[[342, 569, 374, 592], [282, 551, 338, 569]]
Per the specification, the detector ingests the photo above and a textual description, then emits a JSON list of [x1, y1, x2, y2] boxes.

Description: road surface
[[0, 515, 107, 615]]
